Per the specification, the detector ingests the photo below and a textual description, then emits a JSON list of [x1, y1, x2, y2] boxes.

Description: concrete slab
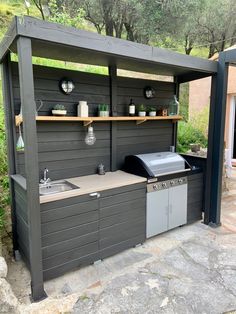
[[3, 174, 236, 313]]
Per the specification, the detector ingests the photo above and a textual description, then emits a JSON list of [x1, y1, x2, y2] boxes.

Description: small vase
[[149, 111, 156, 117], [99, 111, 109, 117], [139, 111, 146, 117]]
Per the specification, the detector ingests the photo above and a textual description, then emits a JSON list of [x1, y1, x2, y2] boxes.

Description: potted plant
[[148, 106, 157, 117], [190, 143, 201, 153], [52, 104, 67, 116], [138, 104, 146, 117], [98, 104, 109, 117]]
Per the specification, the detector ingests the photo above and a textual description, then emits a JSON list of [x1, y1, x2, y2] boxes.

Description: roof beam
[[0, 16, 217, 75]]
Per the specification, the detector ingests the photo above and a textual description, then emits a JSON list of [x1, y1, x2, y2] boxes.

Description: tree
[[197, 0, 236, 57], [48, 0, 85, 28], [31, 0, 47, 20]]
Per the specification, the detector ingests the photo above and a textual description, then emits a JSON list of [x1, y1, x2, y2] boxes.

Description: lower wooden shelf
[[15, 115, 182, 127]]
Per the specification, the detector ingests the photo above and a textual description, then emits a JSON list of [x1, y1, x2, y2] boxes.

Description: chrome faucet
[[40, 168, 51, 184]]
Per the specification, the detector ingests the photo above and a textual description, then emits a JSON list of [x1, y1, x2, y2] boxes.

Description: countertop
[[40, 170, 146, 204]]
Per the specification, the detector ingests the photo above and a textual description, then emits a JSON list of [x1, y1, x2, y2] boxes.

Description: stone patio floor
[[5, 171, 236, 314]]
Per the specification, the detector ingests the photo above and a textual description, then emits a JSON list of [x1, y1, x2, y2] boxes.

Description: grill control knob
[[153, 184, 158, 191], [162, 183, 167, 188], [178, 179, 183, 184], [170, 180, 174, 185]]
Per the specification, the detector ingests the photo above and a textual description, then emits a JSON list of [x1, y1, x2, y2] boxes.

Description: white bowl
[[138, 111, 146, 117], [149, 111, 156, 117], [52, 110, 67, 116]]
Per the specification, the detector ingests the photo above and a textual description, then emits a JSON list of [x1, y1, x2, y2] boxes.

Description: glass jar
[[168, 95, 179, 116]]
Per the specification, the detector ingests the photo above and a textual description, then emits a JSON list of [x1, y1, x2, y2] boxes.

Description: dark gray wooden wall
[[11, 62, 175, 180], [40, 183, 146, 280], [13, 181, 29, 266]]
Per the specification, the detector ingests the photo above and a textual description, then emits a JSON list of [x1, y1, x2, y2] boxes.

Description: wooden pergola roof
[[0, 16, 217, 83]]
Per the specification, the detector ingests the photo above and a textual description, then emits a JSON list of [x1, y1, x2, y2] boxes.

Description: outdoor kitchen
[[0, 16, 220, 301]]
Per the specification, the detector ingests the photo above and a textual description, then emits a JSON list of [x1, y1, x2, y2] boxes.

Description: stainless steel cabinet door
[[146, 189, 168, 238], [168, 184, 187, 230]]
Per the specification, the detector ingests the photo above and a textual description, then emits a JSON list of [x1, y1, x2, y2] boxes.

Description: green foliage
[[48, 0, 85, 28], [177, 106, 209, 153], [98, 104, 109, 112], [190, 106, 210, 137], [53, 104, 66, 110], [0, 79, 9, 232], [179, 83, 189, 121], [138, 104, 146, 112], [147, 106, 156, 112]]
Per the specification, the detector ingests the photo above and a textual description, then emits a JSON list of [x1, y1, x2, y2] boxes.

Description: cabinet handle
[[89, 192, 101, 198]]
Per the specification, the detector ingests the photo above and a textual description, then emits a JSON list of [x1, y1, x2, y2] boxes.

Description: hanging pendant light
[[85, 126, 96, 145]]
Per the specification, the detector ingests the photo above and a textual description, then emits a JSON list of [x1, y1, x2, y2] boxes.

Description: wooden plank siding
[[13, 180, 29, 262], [11, 62, 175, 180], [187, 173, 204, 223], [40, 183, 146, 280]]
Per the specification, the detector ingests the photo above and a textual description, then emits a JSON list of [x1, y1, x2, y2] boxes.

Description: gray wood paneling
[[187, 173, 204, 223], [40, 183, 146, 279], [116, 121, 173, 169], [13, 181, 29, 262], [12, 62, 175, 179]]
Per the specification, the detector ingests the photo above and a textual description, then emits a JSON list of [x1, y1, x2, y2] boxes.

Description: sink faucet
[[40, 168, 51, 184]]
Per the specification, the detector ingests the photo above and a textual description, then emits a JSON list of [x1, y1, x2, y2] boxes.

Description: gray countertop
[[40, 170, 147, 204]]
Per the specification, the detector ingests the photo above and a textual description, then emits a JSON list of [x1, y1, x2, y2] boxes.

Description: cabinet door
[[146, 189, 168, 238], [168, 184, 187, 230], [99, 184, 146, 259]]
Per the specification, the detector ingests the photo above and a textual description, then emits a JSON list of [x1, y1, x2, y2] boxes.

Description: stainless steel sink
[[39, 180, 79, 195]]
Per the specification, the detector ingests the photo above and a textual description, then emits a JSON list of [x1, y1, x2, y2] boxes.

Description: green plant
[[0, 79, 9, 232], [138, 104, 146, 112], [53, 104, 66, 110], [147, 106, 156, 112], [98, 104, 109, 111], [177, 121, 208, 153]]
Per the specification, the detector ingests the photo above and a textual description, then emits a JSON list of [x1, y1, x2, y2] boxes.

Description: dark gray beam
[[1, 53, 18, 255], [173, 77, 179, 150], [12, 16, 217, 75], [205, 52, 228, 226], [224, 48, 236, 63], [109, 65, 117, 171], [177, 71, 213, 84], [17, 37, 47, 301]]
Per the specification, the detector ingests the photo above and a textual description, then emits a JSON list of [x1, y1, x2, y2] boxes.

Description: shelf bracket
[[136, 119, 147, 125], [15, 115, 23, 127], [83, 120, 93, 127]]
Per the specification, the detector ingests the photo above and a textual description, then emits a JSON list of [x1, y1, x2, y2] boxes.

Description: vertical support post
[[109, 65, 117, 171], [17, 37, 47, 301], [205, 52, 228, 226], [173, 77, 179, 150], [1, 54, 18, 255]]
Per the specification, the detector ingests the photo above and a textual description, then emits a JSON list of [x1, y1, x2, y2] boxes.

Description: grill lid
[[136, 152, 185, 176], [124, 151, 188, 178]]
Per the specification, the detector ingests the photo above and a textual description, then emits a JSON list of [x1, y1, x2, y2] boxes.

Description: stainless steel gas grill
[[124, 152, 190, 238], [124, 151, 190, 179]]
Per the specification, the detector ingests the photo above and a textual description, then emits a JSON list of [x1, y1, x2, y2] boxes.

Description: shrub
[[177, 121, 208, 153], [0, 80, 9, 232]]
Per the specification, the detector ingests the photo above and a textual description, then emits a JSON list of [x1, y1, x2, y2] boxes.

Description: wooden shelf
[[15, 115, 182, 127]]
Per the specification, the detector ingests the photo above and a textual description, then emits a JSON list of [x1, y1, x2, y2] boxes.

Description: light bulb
[[85, 126, 96, 145]]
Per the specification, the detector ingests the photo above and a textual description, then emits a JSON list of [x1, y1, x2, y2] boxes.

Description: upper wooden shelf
[[15, 115, 182, 127]]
